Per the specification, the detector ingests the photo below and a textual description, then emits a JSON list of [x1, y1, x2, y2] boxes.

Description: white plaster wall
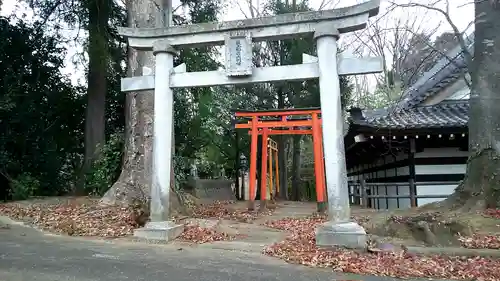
[[415, 164, 466, 175], [414, 148, 466, 206], [386, 185, 399, 209], [417, 185, 458, 206], [415, 147, 468, 158], [445, 87, 469, 101]]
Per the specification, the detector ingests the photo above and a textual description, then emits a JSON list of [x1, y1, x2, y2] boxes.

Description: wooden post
[[361, 179, 368, 208], [409, 138, 417, 208], [274, 149, 279, 196], [409, 178, 416, 208], [240, 169, 245, 201], [354, 181, 361, 205], [268, 141, 273, 200]]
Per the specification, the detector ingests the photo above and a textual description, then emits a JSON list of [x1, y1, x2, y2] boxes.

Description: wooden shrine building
[[344, 34, 473, 209]]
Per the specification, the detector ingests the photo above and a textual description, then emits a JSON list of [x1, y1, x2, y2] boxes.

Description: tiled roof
[[350, 101, 468, 130], [395, 33, 474, 109]]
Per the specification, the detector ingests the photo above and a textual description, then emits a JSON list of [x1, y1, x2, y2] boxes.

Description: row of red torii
[[234, 108, 327, 209]]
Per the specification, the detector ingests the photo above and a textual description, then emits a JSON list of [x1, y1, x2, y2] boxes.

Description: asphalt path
[[0, 221, 424, 281]]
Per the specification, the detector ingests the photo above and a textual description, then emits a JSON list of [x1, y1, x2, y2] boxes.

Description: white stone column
[[133, 39, 183, 241], [151, 39, 175, 222], [314, 27, 366, 249]]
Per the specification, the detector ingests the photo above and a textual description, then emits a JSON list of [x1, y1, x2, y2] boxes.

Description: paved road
[[0, 222, 406, 281]]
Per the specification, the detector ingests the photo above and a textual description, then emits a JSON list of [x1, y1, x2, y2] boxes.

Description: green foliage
[[0, 15, 85, 200], [171, 0, 230, 180], [173, 156, 190, 190], [21, 0, 126, 196], [84, 133, 123, 196], [9, 173, 40, 201]]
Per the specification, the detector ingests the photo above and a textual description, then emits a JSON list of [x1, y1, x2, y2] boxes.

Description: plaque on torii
[[225, 31, 253, 77], [118, 0, 383, 248]]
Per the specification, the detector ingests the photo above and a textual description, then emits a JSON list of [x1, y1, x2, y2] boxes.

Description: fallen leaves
[[484, 208, 500, 219], [0, 199, 251, 244], [262, 216, 500, 281], [459, 234, 500, 249], [0, 199, 137, 237], [178, 223, 239, 244], [263, 214, 326, 231], [456, 209, 500, 249], [191, 200, 274, 223]]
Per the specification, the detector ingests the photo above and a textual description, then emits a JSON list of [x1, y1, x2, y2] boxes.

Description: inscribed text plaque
[[225, 32, 253, 77]]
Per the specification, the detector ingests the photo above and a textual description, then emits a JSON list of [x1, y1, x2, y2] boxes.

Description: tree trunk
[[79, 0, 109, 194], [101, 0, 177, 207], [443, 1, 500, 210]]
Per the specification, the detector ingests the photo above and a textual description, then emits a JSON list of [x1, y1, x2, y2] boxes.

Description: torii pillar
[[314, 27, 366, 249]]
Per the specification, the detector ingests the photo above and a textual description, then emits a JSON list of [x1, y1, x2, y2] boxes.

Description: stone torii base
[[315, 222, 367, 249], [134, 221, 184, 241]]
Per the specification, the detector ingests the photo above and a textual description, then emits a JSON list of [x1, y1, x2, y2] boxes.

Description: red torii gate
[[234, 108, 326, 210]]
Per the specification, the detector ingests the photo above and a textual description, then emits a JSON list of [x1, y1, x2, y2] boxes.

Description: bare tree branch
[[457, 0, 490, 8], [399, 26, 472, 89], [388, 1, 473, 77]]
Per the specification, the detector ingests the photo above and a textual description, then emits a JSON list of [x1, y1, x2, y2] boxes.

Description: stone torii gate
[[119, 0, 382, 249]]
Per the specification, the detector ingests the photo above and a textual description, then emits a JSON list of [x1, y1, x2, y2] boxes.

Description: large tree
[[79, 0, 111, 193], [100, 0, 168, 205], [446, 0, 500, 209], [101, 0, 222, 209], [394, 0, 500, 210], [23, 0, 126, 194]]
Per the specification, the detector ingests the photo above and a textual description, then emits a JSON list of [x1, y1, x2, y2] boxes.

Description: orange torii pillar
[[260, 128, 269, 209], [248, 116, 259, 210], [312, 112, 326, 211]]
